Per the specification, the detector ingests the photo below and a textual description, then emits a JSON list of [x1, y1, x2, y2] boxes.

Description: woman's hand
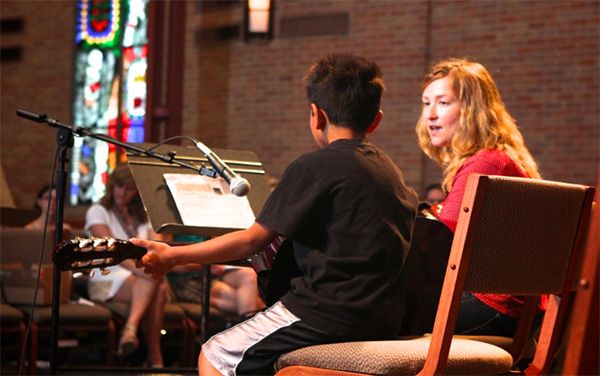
[[131, 238, 176, 280]]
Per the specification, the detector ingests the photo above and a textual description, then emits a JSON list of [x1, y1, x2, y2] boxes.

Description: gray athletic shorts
[[201, 301, 335, 375]]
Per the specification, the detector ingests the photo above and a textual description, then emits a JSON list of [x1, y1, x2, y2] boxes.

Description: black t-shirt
[[256, 138, 418, 339]]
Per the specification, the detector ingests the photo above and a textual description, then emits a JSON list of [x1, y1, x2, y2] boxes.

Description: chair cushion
[[104, 301, 186, 322], [1, 303, 24, 324], [276, 337, 513, 375], [20, 303, 112, 324], [177, 302, 235, 322]]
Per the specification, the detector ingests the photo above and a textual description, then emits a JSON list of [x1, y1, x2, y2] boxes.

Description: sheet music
[[163, 173, 255, 230]]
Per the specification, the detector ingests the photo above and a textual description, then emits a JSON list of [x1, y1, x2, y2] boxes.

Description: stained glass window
[[70, 0, 148, 204]]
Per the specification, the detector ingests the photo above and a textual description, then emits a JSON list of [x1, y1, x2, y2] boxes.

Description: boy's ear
[[310, 103, 327, 130], [366, 109, 383, 134]]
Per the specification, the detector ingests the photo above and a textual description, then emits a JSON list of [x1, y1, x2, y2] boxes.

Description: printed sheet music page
[[163, 173, 255, 230]]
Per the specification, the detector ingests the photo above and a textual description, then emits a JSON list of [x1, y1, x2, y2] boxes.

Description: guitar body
[[399, 215, 454, 335], [255, 239, 301, 306]]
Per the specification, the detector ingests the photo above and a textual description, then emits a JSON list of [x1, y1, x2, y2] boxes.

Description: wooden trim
[[418, 174, 489, 375], [145, 0, 164, 143], [562, 190, 599, 375], [276, 365, 371, 376], [165, 0, 186, 139]]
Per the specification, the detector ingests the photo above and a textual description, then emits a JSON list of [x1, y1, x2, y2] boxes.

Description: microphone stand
[[49, 126, 73, 375], [17, 109, 215, 374]]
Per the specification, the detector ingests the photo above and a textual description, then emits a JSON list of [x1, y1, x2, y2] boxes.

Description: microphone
[[195, 142, 251, 197]]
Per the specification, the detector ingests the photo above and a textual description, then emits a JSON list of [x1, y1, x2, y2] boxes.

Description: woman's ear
[[366, 109, 383, 134]]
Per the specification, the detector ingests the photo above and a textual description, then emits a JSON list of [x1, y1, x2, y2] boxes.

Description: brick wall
[[185, 0, 599, 197], [1, 0, 75, 207], [1, 0, 598, 211]]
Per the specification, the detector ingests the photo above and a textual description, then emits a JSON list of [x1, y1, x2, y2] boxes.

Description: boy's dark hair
[[304, 53, 385, 132]]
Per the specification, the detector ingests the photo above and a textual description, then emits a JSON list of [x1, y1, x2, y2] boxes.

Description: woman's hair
[[99, 164, 147, 223], [416, 58, 541, 190]]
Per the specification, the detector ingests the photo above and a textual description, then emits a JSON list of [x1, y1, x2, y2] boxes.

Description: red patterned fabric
[[437, 149, 544, 318]]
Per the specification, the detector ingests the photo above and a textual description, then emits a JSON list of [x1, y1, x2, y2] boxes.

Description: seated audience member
[[423, 183, 446, 205], [170, 234, 264, 318], [416, 58, 544, 336], [170, 262, 264, 318], [25, 184, 72, 231], [85, 164, 167, 367]]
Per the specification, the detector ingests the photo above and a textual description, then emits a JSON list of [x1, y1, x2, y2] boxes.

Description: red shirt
[[437, 149, 543, 317]]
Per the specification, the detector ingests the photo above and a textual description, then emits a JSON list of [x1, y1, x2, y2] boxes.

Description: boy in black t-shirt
[[134, 53, 418, 375]]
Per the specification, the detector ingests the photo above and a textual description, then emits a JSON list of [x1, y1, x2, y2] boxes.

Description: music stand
[[126, 143, 271, 342]]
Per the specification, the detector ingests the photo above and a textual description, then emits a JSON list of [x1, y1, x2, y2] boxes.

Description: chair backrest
[[419, 174, 594, 375], [562, 179, 599, 375], [0, 227, 56, 268]]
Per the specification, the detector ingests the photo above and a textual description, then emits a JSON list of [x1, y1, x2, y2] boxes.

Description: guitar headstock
[[53, 237, 147, 274]]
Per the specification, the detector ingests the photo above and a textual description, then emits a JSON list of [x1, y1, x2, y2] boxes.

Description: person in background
[[134, 53, 418, 375], [423, 183, 446, 205], [85, 164, 167, 367], [169, 261, 264, 318], [25, 184, 72, 231], [169, 233, 263, 318], [416, 57, 543, 336]]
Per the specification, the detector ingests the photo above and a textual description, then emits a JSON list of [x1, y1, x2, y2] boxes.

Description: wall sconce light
[[244, 0, 273, 41]]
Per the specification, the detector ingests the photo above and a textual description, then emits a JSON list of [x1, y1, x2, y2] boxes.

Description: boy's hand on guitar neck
[[131, 238, 176, 280]]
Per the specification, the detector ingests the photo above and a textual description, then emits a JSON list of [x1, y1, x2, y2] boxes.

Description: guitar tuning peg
[[106, 238, 116, 251], [93, 238, 107, 250], [73, 269, 92, 279], [100, 268, 111, 276], [89, 270, 96, 278], [79, 238, 92, 252]]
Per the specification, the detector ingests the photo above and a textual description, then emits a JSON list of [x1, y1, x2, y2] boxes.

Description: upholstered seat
[[278, 337, 512, 375], [20, 302, 116, 374], [20, 302, 113, 324]]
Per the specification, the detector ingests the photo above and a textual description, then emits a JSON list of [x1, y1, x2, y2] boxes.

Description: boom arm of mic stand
[[16, 109, 216, 177]]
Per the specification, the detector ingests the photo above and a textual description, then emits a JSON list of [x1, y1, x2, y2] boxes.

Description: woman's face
[[421, 76, 462, 148], [113, 182, 137, 209], [38, 188, 57, 216]]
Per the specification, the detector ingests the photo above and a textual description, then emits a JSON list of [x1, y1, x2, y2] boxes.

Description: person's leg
[[141, 280, 167, 366], [198, 352, 223, 376], [219, 267, 263, 316], [455, 291, 517, 336], [210, 280, 238, 313], [200, 301, 338, 376], [112, 274, 161, 355]]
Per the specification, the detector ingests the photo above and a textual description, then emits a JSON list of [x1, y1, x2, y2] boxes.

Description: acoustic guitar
[[247, 209, 454, 332]]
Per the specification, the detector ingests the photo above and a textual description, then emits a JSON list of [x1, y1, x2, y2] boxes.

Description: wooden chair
[[562, 178, 599, 375], [274, 174, 595, 375], [0, 227, 117, 374], [0, 303, 27, 373]]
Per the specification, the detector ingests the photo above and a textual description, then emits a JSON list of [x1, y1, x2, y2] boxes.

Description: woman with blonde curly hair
[[416, 58, 542, 336]]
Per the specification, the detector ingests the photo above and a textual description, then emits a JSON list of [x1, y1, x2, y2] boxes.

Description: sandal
[[118, 324, 139, 357]]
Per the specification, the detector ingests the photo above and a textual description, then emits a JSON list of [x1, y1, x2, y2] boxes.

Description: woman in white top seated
[[85, 164, 167, 367]]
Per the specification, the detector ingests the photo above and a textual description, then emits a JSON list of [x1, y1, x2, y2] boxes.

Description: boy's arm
[[131, 222, 276, 279]]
